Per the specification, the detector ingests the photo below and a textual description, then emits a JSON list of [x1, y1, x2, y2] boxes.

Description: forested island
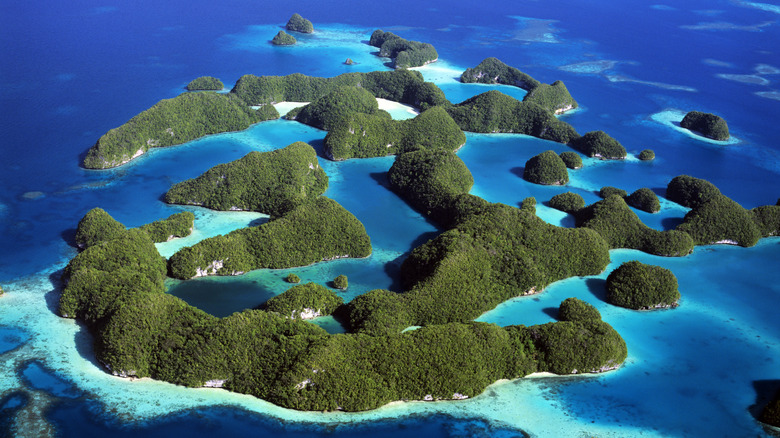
[[369, 30, 438, 69], [272, 31, 297, 46], [680, 111, 730, 141], [63, 27, 780, 413], [185, 76, 224, 91], [286, 13, 314, 33]]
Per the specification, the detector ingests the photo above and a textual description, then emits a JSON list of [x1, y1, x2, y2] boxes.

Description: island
[[164, 142, 328, 217], [75, 207, 194, 248], [333, 275, 348, 290], [324, 106, 465, 160], [638, 149, 655, 161], [575, 195, 695, 257], [185, 76, 224, 91], [668, 175, 775, 247], [606, 261, 681, 310], [272, 30, 297, 46], [549, 192, 585, 214], [286, 13, 314, 33], [569, 130, 627, 159], [558, 297, 602, 322], [82, 92, 277, 169], [460, 57, 541, 90], [523, 150, 569, 185], [285, 273, 301, 283], [559, 151, 583, 169], [460, 57, 578, 114], [264, 283, 342, 319], [387, 149, 473, 224], [444, 90, 579, 143], [680, 110, 730, 141], [625, 188, 660, 213], [599, 186, 627, 199], [369, 29, 438, 69], [285, 85, 381, 130]]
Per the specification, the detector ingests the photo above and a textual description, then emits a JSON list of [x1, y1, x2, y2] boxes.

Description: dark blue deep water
[[1, 0, 779, 436]]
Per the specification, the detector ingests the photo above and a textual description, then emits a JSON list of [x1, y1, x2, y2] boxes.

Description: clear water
[[1, 0, 779, 436]]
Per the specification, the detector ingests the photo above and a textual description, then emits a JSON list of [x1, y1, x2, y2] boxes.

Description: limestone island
[[559, 151, 583, 169], [369, 29, 438, 69], [272, 30, 297, 46], [523, 150, 569, 185], [606, 261, 680, 310], [638, 149, 655, 161], [264, 283, 342, 320], [185, 76, 224, 91], [460, 57, 578, 115], [680, 110, 730, 141], [286, 13, 313, 33]]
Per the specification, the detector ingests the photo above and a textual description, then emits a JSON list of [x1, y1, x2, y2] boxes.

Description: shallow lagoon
[[1, 0, 779, 436]]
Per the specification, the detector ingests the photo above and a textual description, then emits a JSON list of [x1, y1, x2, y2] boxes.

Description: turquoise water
[[1, 0, 779, 436]]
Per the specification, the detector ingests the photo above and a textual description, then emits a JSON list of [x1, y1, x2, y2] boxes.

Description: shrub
[[599, 186, 627, 199], [74, 208, 126, 249], [523, 150, 569, 185], [680, 111, 729, 141], [333, 275, 348, 290], [569, 131, 627, 159], [606, 261, 680, 310], [638, 149, 655, 161], [165, 142, 328, 217], [626, 188, 660, 213], [558, 297, 601, 322], [186, 76, 224, 91], [549, 192, 585, 213], [286, 13, 313, 33], [265, 283, 343, 319], [286, 273, 301, 283], [271, 30, 297, 46], [559, 151, 583, 169]]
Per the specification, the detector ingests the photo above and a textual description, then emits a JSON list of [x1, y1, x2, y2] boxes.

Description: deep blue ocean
[[1, 0, 779, 436]]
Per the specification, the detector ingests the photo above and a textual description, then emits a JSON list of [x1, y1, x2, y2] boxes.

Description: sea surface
[[1, 0, 779, 436]]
